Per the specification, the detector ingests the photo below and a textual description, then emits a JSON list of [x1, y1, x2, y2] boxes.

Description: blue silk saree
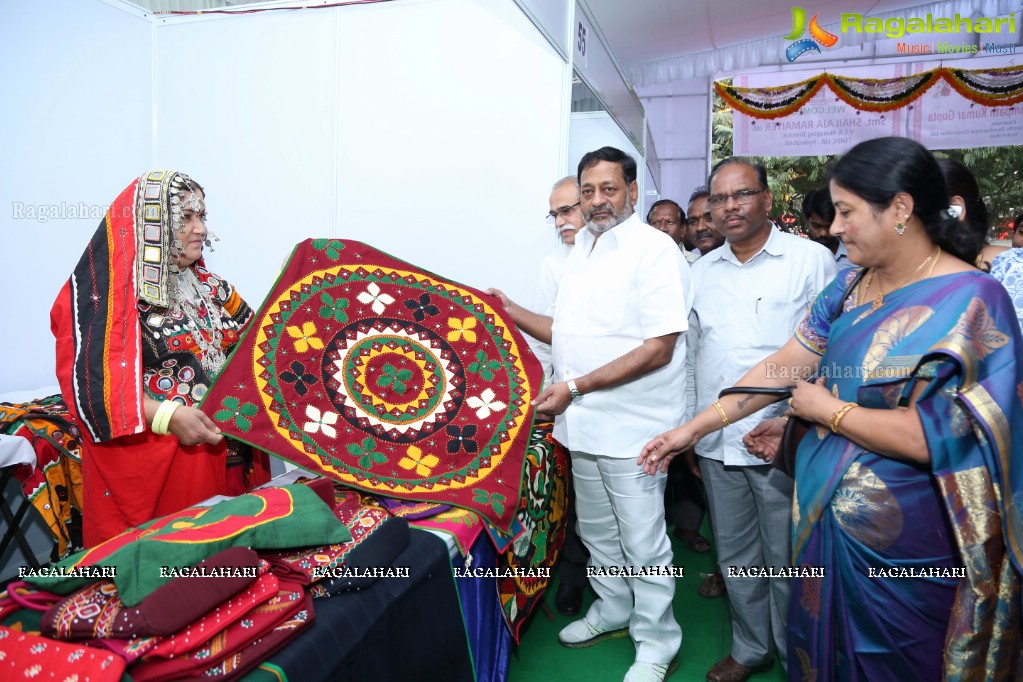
[[790, 268, 1023, 681]]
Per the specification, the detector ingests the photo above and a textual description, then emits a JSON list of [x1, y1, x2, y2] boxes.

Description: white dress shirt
[[686, 226, 837, 466], [529, 244, 572, 378], [551, 213, 693, 459], [680, 243, 700, 264]]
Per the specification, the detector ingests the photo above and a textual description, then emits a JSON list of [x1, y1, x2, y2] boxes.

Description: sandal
[[698, 572, 727, 599], [682, 533, 711, 553], [671, 527, 712, 556]]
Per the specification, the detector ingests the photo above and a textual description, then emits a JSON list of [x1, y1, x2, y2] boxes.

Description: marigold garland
[[716, 65, 1023, 118], [714, 76, 826, 119], [944, 65, 1023, 107], [828, 71, 939, 112]]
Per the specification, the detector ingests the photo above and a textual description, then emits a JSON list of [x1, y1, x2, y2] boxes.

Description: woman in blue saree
[[639, 137, 1022, 680]]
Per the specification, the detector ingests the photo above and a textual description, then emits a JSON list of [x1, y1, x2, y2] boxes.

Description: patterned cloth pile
[[0, 395, 83, 557]]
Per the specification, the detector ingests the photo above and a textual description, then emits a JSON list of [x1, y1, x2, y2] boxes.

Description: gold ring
[[787, 398, 793, 407]]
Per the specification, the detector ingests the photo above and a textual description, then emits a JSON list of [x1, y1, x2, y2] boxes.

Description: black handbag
[[715, 269, 866, 478]]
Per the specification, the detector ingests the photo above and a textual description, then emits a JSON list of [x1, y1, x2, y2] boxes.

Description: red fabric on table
[[0, 626, 126, 681], [41, 546, 261, 641], [128, 577, 309, 682]]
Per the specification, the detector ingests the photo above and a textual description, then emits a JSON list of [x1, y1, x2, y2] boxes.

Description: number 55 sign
[[575, 19, 587, 67]]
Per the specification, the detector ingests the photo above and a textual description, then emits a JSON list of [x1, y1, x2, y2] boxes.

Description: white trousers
[[571, 450, 682, 664]]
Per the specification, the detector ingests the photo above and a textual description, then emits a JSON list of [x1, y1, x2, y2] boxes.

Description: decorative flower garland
[[944, 65, 1023, 107], [828, 71, 939, 112], [715, 75, 826, 119], [716, 65, 1023, 119]]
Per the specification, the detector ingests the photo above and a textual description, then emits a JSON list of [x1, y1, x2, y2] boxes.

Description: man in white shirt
[[685, 159, 836, 682], [532, 175, 590, 617], [532, 176, 585, 378], [489, 146, 691, 682]]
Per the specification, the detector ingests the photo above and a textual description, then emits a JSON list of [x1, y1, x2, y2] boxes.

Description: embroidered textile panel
[[497, 423, 568, 642], [202, 239, 543, 531], [0, 396, 84, 557]]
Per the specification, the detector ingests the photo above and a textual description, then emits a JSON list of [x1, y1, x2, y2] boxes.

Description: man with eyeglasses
[[687, 187, 726, 257], [685, 159, 835, 682], [648, 199, 699, 264], [532, 174, 590, 618], [533, 176, 586, 378], [489, 146, 691, 682]]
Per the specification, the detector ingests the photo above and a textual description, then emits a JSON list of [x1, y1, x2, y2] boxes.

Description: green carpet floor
[[507, 528, 788, 682]]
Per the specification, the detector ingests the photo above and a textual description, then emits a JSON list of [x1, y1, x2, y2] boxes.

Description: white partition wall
[[0, 0, 153, 392], [153, 0, 568, 340], [152, 8, 342, 307], [569, 111, 646, 205], [330, 0, 567, 290]]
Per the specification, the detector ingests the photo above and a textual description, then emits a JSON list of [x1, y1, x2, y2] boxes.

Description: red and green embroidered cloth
[[202, 239, 543, 531], [22, 484, 348, 605]]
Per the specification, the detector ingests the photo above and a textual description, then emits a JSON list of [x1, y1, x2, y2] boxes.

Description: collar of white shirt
[[575, 211, 643, 251], [704, 221, 787, 266]]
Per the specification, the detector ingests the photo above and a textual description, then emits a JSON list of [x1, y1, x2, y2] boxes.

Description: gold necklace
[[862, 245, 941, 312]]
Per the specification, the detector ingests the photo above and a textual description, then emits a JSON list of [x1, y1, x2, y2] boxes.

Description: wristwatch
[[566, 379, 582, 402]]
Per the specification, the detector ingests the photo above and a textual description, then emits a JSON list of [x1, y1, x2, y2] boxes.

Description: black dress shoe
[[555, 583, 583, 616]]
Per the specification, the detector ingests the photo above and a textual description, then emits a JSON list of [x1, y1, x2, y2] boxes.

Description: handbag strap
[[718, 386, 792, 399], [717, 267, 867, 401]]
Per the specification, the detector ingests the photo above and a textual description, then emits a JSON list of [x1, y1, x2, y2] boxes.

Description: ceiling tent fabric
[[201, 239, 543, 532]]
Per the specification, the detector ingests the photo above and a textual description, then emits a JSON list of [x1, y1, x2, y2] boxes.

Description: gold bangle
[[152, 400, 180, 436], [712, 400, 730, 427], [830, 403, 858, 434]]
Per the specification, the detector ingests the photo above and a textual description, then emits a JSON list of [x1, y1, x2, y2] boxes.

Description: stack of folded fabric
[[2, 482, 351, 681], [261, 485, 410, 598]]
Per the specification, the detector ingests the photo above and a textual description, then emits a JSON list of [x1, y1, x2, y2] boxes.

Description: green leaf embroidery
[[472, 490, 506, 515], [347, 436, 387, 469], [377, 363, 412, 395], [211, 396, 258, 431], [311, 238, 345, 260], [319, 292, 349, 322], [467, 350, 502, 381], [491, 493, 506, 516]]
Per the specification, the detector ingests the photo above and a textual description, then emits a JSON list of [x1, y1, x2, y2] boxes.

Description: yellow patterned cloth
[[0, 395, 83, 557]]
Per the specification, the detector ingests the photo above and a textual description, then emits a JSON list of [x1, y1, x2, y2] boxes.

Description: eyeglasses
[[546, 202, 580, 223], [708, 188, 766, 209]]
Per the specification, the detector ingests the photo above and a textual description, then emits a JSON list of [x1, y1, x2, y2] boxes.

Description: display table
[[247, 528, 476, 682]]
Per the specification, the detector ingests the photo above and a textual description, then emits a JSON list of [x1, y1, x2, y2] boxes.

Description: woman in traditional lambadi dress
[[51, 170, 269, 546], [639, 137, 1022, 680]]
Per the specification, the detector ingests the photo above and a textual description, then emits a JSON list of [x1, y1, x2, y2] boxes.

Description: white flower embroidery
[[303, 405, 338, 438], [466, 388, 507, 419], [357, 282, 395, 314]]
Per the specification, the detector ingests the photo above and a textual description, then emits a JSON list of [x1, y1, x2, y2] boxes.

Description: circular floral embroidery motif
[[203, 239, 542, 530]]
